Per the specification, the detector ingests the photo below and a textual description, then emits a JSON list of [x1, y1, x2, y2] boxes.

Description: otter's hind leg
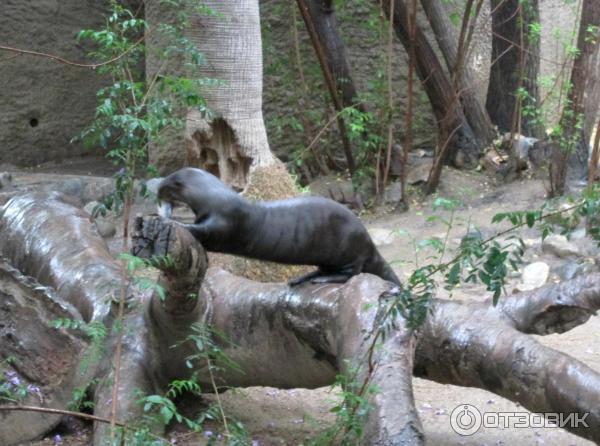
[[288, 265, 357, 286], [288, 270, 323, 286]]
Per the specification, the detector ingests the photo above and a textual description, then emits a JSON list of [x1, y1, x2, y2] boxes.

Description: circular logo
[[450, 404, 482, 436]]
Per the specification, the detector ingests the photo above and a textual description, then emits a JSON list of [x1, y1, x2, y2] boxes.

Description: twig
[[0, 405, 175, 445], [0, 32, 148, 69]]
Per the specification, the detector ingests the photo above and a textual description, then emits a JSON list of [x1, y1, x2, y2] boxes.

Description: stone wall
[[0, 0, 109, 167], [0, 0, 583, 169]]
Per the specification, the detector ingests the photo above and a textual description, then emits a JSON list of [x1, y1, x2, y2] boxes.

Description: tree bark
[[303, 0, 365, 112], [420, 0, 496, 148], [146, 0, 275, 188], [549, 0, 600, 195], [486, 0, 544, 138], [378, 0, 481, 172], [3, 195, 600, 445], [295, 0, 356, 175]]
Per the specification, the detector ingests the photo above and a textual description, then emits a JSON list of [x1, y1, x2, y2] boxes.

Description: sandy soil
[[8, 162, 598, 446]]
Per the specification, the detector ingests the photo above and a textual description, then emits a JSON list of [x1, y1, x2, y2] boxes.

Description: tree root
[[1, 196, 599, 445]]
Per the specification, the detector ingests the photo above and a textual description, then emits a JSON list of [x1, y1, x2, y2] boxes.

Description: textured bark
[[0, 261, 88, 445], [3, 198, 600, 445], [296, 0, 356, 174], [415, 299, 600, 444], [378, 0, 481, 171], [146, 0, 275, 188], [420, 0, 496, 148], [550, 0, 600, 195], [486, 0, 544, 138], [583, 55, 600, 144], [304, 0, 364, 112]]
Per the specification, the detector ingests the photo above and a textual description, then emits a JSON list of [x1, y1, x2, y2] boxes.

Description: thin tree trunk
[[486, 0, 544, 138], [304, 0, 366, 112], [583, 48, 600, 145], [296, 0, 356, 175], [378, 0, 481, 172], [549, 0, 600, 196], [420, 0, 496, 148]]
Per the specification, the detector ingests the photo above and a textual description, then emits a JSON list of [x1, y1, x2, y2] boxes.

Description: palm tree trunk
[[146, 0, 275, 189]]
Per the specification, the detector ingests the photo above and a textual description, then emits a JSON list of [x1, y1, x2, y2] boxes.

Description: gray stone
[[95, 219, 116, 239], [517, 261, 549, 291], [308, 175, 355, 203], [83, 200, 101, 216], [407, 163, 431, 185], [542, 234, 581, 258], [84, 200, 116, 238], [55, 177, 86, 199], [0, 172, 13, 189], [0, 1, 109, 167], [383, 182, 402, 204], [368, 228, 399, 246], [82, 179, 114, 204], [554, 260, 598, 281]]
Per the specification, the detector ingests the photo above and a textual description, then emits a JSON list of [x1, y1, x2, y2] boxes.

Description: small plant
[[51, 318, 108, 374], [181, 323, 251, 444], [0, 357, 36, 404], [308, 365, 377, 445], [76, 0, 214, 222]]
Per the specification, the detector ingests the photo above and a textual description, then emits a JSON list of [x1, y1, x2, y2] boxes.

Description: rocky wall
[[0, 0, 109, 167]]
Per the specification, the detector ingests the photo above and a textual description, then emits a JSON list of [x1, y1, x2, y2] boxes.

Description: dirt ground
[[7, 160, 598, 446]]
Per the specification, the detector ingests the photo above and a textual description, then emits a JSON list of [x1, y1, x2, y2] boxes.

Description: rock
[[81, 178, 113, 203], [368, 228, 399, 246], [95, 219, 117, 239], [55, 177, 85, 199], [542, 234, 581, 258], [0, 172, 13, 189], [83, 200, 105, 217], [570, 228, 586, 240], [383, 182, 402, 204], [84, 201, 116, 238], [509, 133, 538, 170], [307, 175, 358, 204], [482, 149, 507, 173], [517, 262, 549, 291], [144, 177, 163, 196], [554, 260, 597, 281], [407, 163, 431, 185]]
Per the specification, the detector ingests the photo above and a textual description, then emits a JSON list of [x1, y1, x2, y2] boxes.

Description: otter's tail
[[363, 250, 401, 285]]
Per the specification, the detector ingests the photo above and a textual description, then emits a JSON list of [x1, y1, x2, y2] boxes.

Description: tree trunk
[[549, 0, 600, 196], [3, 195, 600, 444], [378, 0, 481, 172], [486, 0, 544, 138], [583, 46, 600, 147], [420, 0, 496, 148], [146, 0, 275, 189], [303, 0, 365, 112], [295, 0, 356, 175]]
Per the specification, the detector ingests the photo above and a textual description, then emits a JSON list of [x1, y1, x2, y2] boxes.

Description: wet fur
[[158, 168, 401, 286]]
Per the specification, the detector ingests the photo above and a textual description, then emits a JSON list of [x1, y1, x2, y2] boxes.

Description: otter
[[157, 168, 400, 286]]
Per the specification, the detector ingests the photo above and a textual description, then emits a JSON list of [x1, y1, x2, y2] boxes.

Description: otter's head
[[156, 168, 196, 219]]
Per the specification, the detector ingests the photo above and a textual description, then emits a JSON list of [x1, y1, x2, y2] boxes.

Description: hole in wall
[[29, 118, 39, 128]]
